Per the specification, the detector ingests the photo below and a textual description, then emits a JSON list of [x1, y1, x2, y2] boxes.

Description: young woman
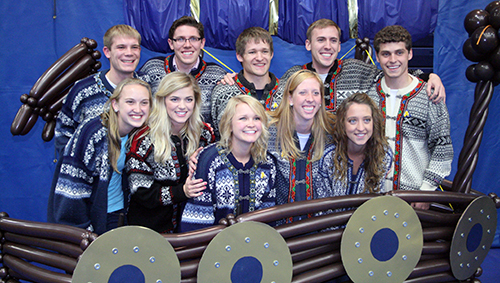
[[179, 95, 276, 232], [329, 92, 392, 195], [51, 78, 152, 235], [268, 69, 335, 222], [126, 72, 215, 233]]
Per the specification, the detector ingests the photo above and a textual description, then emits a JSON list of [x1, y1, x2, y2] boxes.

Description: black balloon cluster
[[464, 1, 500, 84]]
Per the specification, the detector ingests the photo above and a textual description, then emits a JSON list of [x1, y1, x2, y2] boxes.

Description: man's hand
[[219, 72, 237, 86], [427, 73, 446, 104]]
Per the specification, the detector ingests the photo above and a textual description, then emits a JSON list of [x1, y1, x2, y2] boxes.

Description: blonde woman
[[126, 72, 215, 233], [51, 78, 152, 235], [179, 95, 276, 232], [268, 69, 336, 222]]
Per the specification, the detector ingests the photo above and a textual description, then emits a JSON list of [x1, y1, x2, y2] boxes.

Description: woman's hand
[[183, 171, 206, 198]]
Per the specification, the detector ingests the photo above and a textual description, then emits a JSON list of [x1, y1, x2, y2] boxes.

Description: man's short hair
[[373, 25, 412, 53], [235, 27, 273, 56], [103, 25, 141, 49], [168, 16, 205, 39], [306, 19, 342, 41]]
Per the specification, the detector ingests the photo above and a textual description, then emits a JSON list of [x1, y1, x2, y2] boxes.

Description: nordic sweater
[[281, 59, 383, 113], [210, 70, 285, 139], [125, 124, 215, 233], [178, 144, 277, 232], [48, 70, 147, 222], [367, 76, 453, 191], [50, 117, 129, 235], [138, 55, 227, 127], [267, 125, 336, 206], [320, 144, 393, 196], [281, 59, 425, 113], [54, 70, 148, 154]]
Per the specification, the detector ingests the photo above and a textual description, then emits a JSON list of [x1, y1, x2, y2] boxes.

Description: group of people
[[46, 16, 453, 236]]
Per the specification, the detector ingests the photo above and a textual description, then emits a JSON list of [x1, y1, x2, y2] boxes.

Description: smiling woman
[[268, 70, 336, 221], [125, 72, 215, 234], [49, 78, 152, 235], [329, 92, 392, 195], [179, 95, 277, 232]]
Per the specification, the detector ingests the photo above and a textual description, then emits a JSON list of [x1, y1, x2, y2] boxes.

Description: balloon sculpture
[[454, 1, 500, 193], [354, 37, 374, 65], [10, 38, 101, 141]]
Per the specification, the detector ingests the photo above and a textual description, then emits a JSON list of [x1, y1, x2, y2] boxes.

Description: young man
[[280, 19, 446, 113], [54, 24, 144, 152], [49, 24, 145, 223], [139, 16, 227, 126], [211, 27, 285, 139], [368, 25, 453, 209]]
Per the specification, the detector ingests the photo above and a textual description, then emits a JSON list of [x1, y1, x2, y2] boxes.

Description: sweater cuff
[[171, 183, 189, 203], [420, 181, 436, 191]]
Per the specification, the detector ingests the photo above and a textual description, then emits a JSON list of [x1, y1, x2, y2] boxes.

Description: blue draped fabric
[[358, 0, 438, 41], [200, 0, 269, 50], [278, 0, 350, 44], [123, 0, 191, 53]]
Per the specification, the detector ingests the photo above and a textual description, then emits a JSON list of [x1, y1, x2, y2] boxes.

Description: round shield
[[450, 196, 497, 280], [341, 195, 423, 283], [197, 221, 292, 283], [72, 226, 180, 283]]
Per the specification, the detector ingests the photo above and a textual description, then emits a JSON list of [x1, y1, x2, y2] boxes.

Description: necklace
[[234, 74, 279, 110]]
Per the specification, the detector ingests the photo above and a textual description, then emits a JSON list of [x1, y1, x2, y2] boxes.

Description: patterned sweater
[[138, 55, 227, 127], [319, 144, 393, 196], [281, 59, 383, 113], [267, 125, 336, 206], [179, 144, 277, 232], [54, 70, 149, 154], [210, 70, 285, 139], [125, 124, 215, 233], [281, 59, 425, 113], [50, 117, 128, 235], [49, 70, 148, 223], [367, 76, 453, 191]]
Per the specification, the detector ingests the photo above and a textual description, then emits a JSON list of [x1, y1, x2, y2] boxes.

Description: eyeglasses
[[171, 37, 202, 44]]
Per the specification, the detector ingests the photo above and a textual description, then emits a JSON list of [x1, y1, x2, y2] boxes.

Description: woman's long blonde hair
[[333, 92, 388, 193], [148, 72, 204, 164], [269, 69, 332, 161], [218, 95, 269, 164], [102, 78, 152, 173]]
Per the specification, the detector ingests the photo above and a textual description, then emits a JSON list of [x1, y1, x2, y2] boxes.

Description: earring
[[114, 108, 118, 113], [319, 104, 321, 107], [290, 103, 293, 107]]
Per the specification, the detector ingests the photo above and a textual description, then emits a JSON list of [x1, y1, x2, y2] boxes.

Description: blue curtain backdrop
[[0, 0, 498, 245], [278, 0, 350, 44], [123, 0, 191, 53], [201, 0, 270, 50], [358, 0, 438, 41]]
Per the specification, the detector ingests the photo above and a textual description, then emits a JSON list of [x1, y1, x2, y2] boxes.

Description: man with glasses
[[139, 16, 227, 127]]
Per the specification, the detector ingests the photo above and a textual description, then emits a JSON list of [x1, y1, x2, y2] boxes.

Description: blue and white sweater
[[319, 145, 393, 196], [179, 144, 277, 232], [268, 125, 336, 207], [50, 117, 128, 235], [48, 70, 147, 223], [54, 70, 149, 154]]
